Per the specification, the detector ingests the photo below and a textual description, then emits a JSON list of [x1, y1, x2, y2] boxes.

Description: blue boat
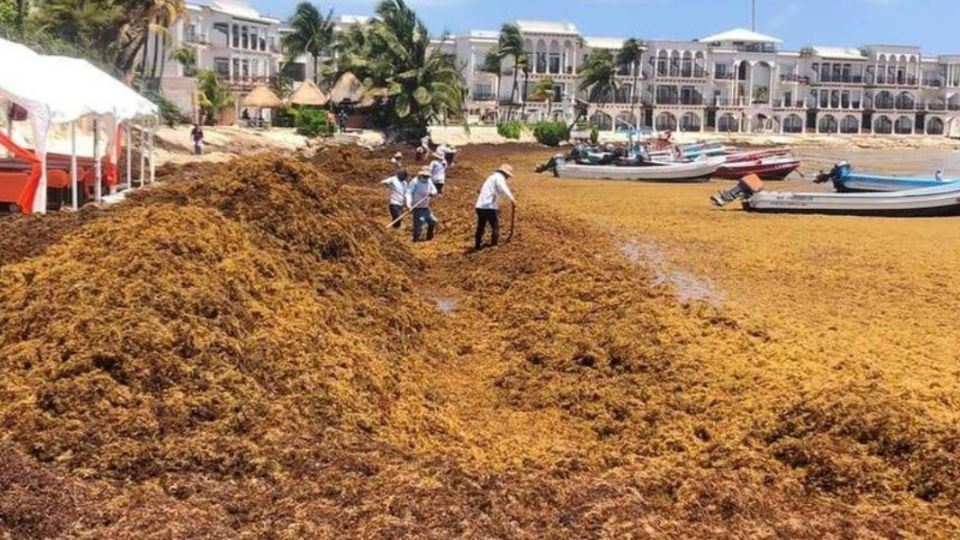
[[815, 162, 957, 192]]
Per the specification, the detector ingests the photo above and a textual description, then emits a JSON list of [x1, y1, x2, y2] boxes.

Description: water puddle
[[620, 239, 725, 306]]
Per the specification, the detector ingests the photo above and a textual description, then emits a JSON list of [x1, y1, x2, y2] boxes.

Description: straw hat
[[433, 150, 446, 160], [417, 166, 432, 177], [393, 151, 403, 159], [497, 164, 514, 177]]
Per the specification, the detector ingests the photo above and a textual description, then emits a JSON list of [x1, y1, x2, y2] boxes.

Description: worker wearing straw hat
[[406, 166, 439, 242], [381, 168, 409, 229], [474, 164, 516, 251], [429, 150, 447, 194]]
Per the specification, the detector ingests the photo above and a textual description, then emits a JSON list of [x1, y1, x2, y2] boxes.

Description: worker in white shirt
[[437, 143, 457, 168], [406, 166, 439, 242], [381, 169, 409, 229], [474, 164, 516, 250], [390, 151, 404, 169], [429, 151, 447, 194]]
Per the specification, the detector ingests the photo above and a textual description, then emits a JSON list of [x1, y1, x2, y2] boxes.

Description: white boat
[[542, 156, 722, 183], [712, 175, 960, 216]]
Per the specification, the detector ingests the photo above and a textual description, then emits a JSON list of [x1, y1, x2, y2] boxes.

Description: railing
[[714, 97, 745, 107], [223, 76, 276, 92], [923, 79, 943, 88], [924, 103, 947, 111], [870, 76, 919, 86], [817, 75, 864, 84], [950, 104, 960, 111], [471, 93, 497, 102], [775, 99, 806, 108], [655, 97, 704, 106], [714, 72, 735, 80]]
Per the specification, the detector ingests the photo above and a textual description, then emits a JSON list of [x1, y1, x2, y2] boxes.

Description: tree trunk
[[510, 57, 519, 120], [16, 0, 26, 31], [494, 71, 502, 122], [630, 62, 639, 128], [151, 23, 161, 81], [313, 54, 319, 85], [158, 32, 168, 83], [520, 70, 529, 122]]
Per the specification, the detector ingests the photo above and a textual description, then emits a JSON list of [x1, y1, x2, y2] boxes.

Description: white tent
[[0, 38, 159, 213]]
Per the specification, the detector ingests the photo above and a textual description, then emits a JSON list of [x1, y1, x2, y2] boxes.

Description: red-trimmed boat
[[715, 151, 801, 180]]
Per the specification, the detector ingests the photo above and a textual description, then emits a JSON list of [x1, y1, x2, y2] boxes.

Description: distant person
[[474, 164, 516, 251], [190, 123, 204, 155], [241, 109, 250, 121], [438, 143, 457, 167], [415, 146, 427, 162], [936, 169, 945, 182], [391, 151, 404, 169], [429, 151, 447, 194], [406, 167, 438, 242], [381, 169, 409, 229], [337, 110, 348, 132]]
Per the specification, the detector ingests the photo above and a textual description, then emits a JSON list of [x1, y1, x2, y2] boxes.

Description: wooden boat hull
[[716, 156, 800, 180], [555, 158, 721, 183]]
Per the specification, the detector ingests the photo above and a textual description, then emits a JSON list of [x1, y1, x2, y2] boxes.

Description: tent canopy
[[241, 85, 283, 108], [289, 80, 329, 107], [0, 38, 158, 126]]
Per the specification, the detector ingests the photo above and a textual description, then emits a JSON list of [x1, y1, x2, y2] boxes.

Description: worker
[[381, 169, 409, 229], [429, 150, 447, 194], [474, 164, 516, 251], [438, 143, 457, 167], [390, 151, 404, 169], [190, 123, 204, 155], [415, 146, 427, 162], [936, 169, 945, 182], [406, 166, 438, 242]]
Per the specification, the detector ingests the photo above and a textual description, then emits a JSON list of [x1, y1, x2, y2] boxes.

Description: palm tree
[[617, 38, 645, 125], [169, 43, 196, 76], [497, 23, 525, 119], [530, 77, 555, 117], [339, 0, 463, 136], [579, 49, 618, 126], [478, 48, 502, 120], [196, 68, 234, 124], [283, 2, 335, 85]]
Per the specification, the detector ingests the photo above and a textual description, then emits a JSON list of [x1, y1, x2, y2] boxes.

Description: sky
[[246, 0, 960, 55]]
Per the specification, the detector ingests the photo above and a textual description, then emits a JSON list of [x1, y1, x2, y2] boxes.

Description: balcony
[[869, 76, 918, 86], [923, 79, 943, 88], [655, 96, 704, 106], [775, 99, 807, 108], [816, 75, 864, 84], [471, 93, 497, 102], [713, 97, 745, 107], [223, 76, 276, 92], [714, 72, 735, 81], [923, 103, 947, 111]]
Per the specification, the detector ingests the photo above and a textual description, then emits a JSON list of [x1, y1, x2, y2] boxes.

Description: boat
[[814, 161, 957, 192], [715, 153, 801, 180], [711, 174, 960, 216], [648, 141, 732, 162], [539, 155, 722, 183]]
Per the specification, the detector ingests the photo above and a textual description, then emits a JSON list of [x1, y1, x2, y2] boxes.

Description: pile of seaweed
[[1, 146, 959, 537]]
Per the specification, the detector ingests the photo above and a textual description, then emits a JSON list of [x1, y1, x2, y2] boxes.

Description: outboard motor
[[814, 161, 851, 184], [711, 174, 765, 207]]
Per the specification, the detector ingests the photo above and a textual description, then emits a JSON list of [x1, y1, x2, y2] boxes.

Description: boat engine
[[814, 161, 852, 184], [711, 174, 765, 207], [535, 154, 565, 177]]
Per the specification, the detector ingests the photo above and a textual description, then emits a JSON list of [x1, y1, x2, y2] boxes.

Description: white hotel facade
[[149, 3, 960, 136], [445, 21, 960, 136]]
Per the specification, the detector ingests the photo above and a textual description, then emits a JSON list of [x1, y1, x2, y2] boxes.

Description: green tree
[[0, 0, 18, 26], [196, 68, 234, 125], [530, 76, 555, 116], [168, 43, 196, 76], [282, 2, 334, 85], [339, 0, 463, 136], [478, 48, 503, 120], [617, 38, 645, 125], [497, 23, 525, 119], [579, 48, 618, 109]]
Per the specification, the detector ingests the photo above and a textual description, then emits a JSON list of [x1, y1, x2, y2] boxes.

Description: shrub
[[532, 121, 569, 147], [590, 125, 600, 145], [148, 92, 190, 127], [497, 121, 523, 140], [294, 108, 331, 138]]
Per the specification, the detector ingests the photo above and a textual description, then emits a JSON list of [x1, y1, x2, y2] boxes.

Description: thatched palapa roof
[[289, 80, 329, 107], [329, 72, 365, 104], [241, 85, 282, 108]]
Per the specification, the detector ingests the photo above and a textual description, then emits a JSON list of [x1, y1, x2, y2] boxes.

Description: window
[[185, 24, 198, 43], [232, 58, 240, 80], [241, 26, 249, 49], [232, 24, 239, 48], [242, 59, 250, 80], [283, 62, 306, 82], [714, 63, 728, 78], [215, 57, 230, 77]]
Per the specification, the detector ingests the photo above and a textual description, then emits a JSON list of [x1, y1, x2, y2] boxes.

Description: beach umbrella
[[329, 72, 364, 105], [288, 80, 329, 107], [241, 85, 283, 109]]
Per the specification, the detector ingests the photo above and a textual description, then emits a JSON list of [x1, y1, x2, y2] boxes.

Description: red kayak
[[715, 154, 801, 180]]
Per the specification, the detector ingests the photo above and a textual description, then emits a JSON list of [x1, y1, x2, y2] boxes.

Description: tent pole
[[94, 118, 102, 204], [139, 126, 146, 185], [126, 123, 132, 189], [148, 127, 155, 184], [70, 122, 78, 210]]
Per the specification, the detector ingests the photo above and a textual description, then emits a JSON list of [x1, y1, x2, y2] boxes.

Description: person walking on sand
[[382, 169, 409, 229], [429, 150, 447, 194], [190, 123, 204, 155], [474, 164, 516, 251], [406, 167, 438, 242]]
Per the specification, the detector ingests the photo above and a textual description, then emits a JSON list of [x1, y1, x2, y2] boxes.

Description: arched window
[[718, 114, 740, 133], [927, 117, 945, 135], [655, 112, 678, 131], [840, 115, 859, 134], [783, 114, 803, 133], [681, 112, 701, 132], [874, 115, 893, 134], [895, 115, 913, 134]]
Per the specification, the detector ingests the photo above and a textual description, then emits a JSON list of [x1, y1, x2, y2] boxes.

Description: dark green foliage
[[533, 121, 568, 147], [497, 120, 523, 140], [294, 108, 331, 137]]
